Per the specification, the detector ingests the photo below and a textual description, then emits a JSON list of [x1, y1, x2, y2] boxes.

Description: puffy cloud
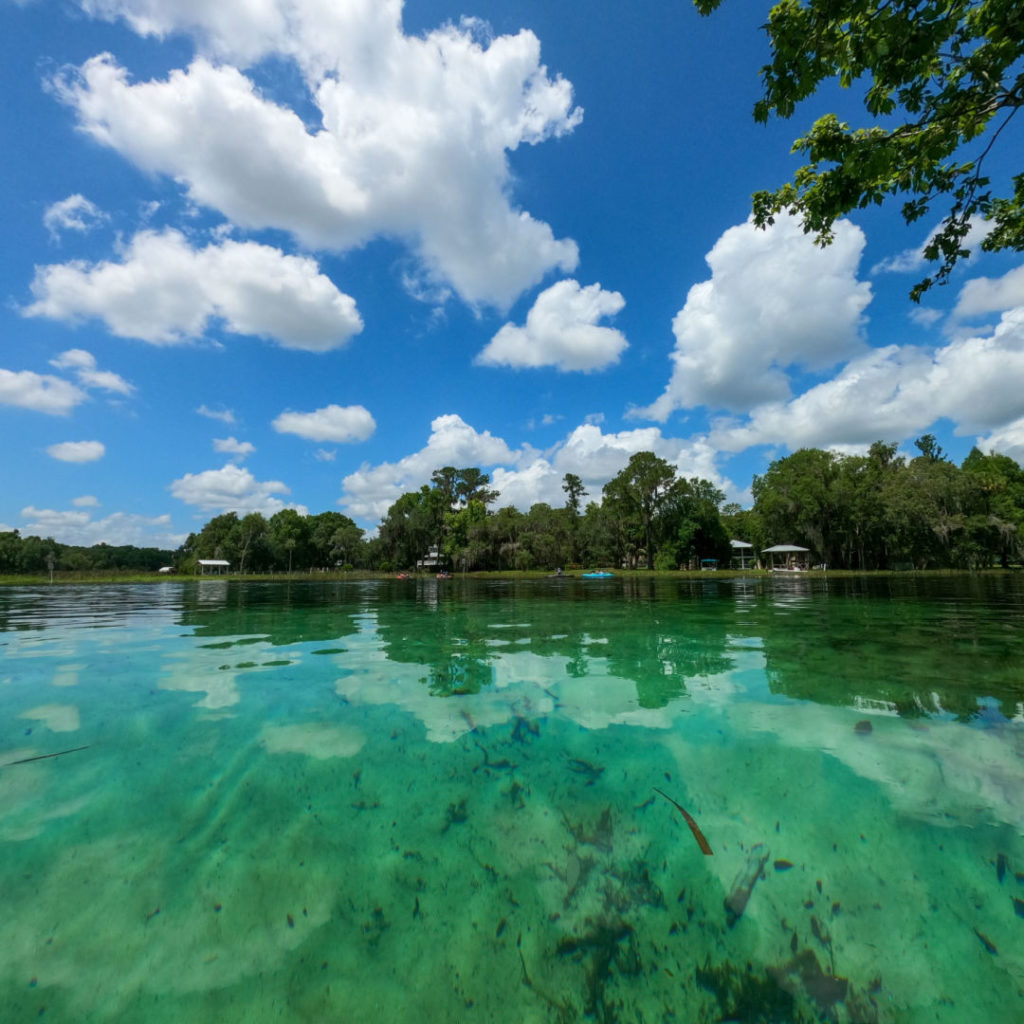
[[43, 194, 108, 240], [46, 440, 106, 462], [20, 504, 183, 547], [196, 403, 235, 424], [49, 348, 134, 395], [213, 436, 255, 460], [54, 1, 582, 308], [170, 462, 304, 515], [709, 307, 1024, 453], [314, 448, 336, 462], [953, 264, 1024, 321], [976, 417, 1024, 464], [73, 495, 100, 507], [340, 413, 521, 521], [0, 368, 86, 415], [272, 404, 376, 443], [872, 217, 991, 276], [635, 214, 871, 419], [339, 413, 736, 525], [477, 280, 627, 371], [24, 229, 363, 351]]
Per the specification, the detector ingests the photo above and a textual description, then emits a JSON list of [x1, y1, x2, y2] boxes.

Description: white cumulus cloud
[[0, 368, 86, 415], [170, 462, 305, 515], [49, 348, 134, 395], [47, 440, 106, 462], [338, 413, 736, 525], [53, 0, 582, 309], [477, 279, 627, 371], [953, 264, 1024, 321], [635, 214, 872, 419], [25, 229, 363, 351], [43, 193, 108, 240], [20, 505, 182, 547], [213, 436, 255, 460], [196, 403, 235, 424], [976, 417, 1024, 464], [340, 413, 521, 521], [272, 404, 376, 443], [73, 495, 100, 507], [708, 307, 1024, 454]]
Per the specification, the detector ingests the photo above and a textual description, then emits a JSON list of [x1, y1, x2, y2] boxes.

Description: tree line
[[3, 436, 1023, 575], [735, 437, 1024, 570]]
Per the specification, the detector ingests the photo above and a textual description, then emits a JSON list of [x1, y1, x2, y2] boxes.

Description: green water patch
[[1, 577, 1023, 1022]]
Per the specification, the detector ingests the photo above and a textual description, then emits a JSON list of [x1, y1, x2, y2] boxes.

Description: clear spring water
[[1, 575, 1022, 1022]]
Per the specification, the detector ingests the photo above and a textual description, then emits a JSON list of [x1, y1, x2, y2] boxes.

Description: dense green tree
[[960, 447, 1024, 566], [267, 509, 311, 572], [233, 512, 267, 573], [309, 511, 364, 568], [577, 501, 620, 568], [487, 505, 528, 570], [444, 499, 490, 571], [697, 0, 1024, 298], [520, 503, 575, 570], [752, 448, 844, 563], [0, 530, 22, 573], [194, 512, 241, 565], [664, 477, 732, 567], [430, 466, 460, 509], [378, 486, 448, 569], [602, 453, 679, 569]]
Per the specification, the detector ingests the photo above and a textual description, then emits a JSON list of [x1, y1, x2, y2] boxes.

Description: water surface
[[2, 576, 1022, 1022]]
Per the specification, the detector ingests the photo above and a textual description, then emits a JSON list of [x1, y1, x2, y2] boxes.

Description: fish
[[654, 787, 713, 855], [4, 745, 90, 767], [973, 927, 998, 955]]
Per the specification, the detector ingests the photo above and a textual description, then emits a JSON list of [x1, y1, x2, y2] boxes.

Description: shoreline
[[1, 566, 1018, 586]]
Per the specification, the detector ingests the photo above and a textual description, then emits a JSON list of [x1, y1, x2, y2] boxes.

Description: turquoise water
[[1, 576, 1022, 1022]]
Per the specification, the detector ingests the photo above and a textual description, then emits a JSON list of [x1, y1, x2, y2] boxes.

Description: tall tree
[[378, 486, 447, 569], [455, 468, 499, 507], [752, 448, 842, 563], [267, 509, 310, 572], [696, 0, 1024, 299], [309, 511, 364, 568], [430, 467, 460, 509], [234, 512, 267, 574], [562, 473, 587, 515], [602, 453, 678, 569]]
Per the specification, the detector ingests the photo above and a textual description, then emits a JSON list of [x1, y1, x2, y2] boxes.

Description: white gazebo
[[761, 544, 810, 571], [197, 558, 230, 575], [729, 539, 755, 570]]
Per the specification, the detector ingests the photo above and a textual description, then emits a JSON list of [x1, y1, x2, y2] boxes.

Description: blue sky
[[4, 0, 1024, 548]]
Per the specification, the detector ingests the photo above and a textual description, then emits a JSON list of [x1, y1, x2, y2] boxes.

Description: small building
[[197, 559, 230, 575], [729, 539, 755, 570], [416, 546, 445, 570], [761, 544, 810, 571]]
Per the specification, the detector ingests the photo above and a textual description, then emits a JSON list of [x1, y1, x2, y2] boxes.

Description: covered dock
[[761, 544, 810, 571]]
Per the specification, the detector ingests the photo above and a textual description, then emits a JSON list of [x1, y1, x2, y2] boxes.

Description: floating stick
[[654, 787, 713, 855], [4, 745, 90, 767]]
